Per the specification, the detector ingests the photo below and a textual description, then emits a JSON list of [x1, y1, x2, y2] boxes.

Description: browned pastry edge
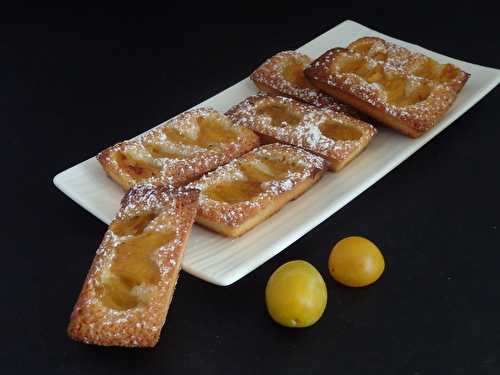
[[249, 50, 362, 118], [305, 80, 423, 138], [97, 108, 260, 190], [67, 184, 199, 347], [304, 48, 458, 138], [195, 169, 324, 237], [347, 36, 470, 94], [225, 94, 377, 171], [191, 143, 328, 237]]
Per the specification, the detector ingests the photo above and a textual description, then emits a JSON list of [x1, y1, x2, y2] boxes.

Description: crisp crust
[[304, 48, 459, 138], [189, 144, 328, 237], [348, 37, 470, 93], [97, 108, 260, 189], [67, 184, 199, 347], [226, 94, 376, 171], [250, 50, 360, 117]]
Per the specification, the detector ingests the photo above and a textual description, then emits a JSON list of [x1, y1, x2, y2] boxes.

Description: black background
[[3, 2, 500, 374]]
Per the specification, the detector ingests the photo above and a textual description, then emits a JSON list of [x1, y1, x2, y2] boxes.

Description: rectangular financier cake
[[226, 94, 376, 171], [304, 46, 466, 138], [250, 50, 360, 117], [98, 108, 260, 189], [189, 143, 328, 237], [347, 37, 469, 93], [67, 184, 199, 347]]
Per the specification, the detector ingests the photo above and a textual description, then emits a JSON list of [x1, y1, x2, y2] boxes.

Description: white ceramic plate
[[54, 20, 500, 286]]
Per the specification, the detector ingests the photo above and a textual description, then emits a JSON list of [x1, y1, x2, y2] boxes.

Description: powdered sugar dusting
[[68, 184, 198, 346], [189, 144, 327, 226], [226, 95, 376, 165], [97, 108, 259, 188], [250, 50, 360, 117], [348, 37, 469, 93], [305, 48, 458, 132]]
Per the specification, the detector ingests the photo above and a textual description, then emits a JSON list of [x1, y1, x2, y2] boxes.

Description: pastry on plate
[[347, 37, 469, 93], [189, 143, 328, 237], [226, 94, 376, 171], [250, 50, 360, 117], [304, 48, 459, 138], [67, 184, 199, 347], [98, 108, 260, 189]]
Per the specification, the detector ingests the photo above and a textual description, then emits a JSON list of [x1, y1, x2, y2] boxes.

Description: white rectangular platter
[[54, 20, 500, 286]]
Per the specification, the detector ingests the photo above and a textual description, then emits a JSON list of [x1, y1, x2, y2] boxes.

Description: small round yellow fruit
[[265, 260, 327, 328], [329, 236, 385, 287]]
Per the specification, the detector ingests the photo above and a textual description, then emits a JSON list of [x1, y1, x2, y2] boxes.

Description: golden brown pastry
[[98, 108, 260, 189], [348, 37, 469, 93], [250, 50, 360, 117], [304, 48, 460, 138], [67, 184, 199, 347], [226, 94, 376, 171], [189, 143, 328, 237]]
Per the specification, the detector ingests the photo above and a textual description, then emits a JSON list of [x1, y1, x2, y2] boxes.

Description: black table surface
[[3, 3, 500, 374]]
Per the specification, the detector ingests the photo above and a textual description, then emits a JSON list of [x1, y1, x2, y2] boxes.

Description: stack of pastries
[[68, 37, 469, 347]]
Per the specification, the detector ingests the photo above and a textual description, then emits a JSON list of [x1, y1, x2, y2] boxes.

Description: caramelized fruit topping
[[110, 213, 158, 236], [281, 59, 314, 89], [319, 121, 362, 141], [256, 104, 303, 128], [144, 143, 185, 159], [350, 41, 461, 85], [204, 157, 304, 204], [413, 60, 460, 84], [162, 116, 238, 149], [336, 54, 432, 106], [116, 152, 160, 179], [98, 214, 175, 310], [204, 180, 263, 204]]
